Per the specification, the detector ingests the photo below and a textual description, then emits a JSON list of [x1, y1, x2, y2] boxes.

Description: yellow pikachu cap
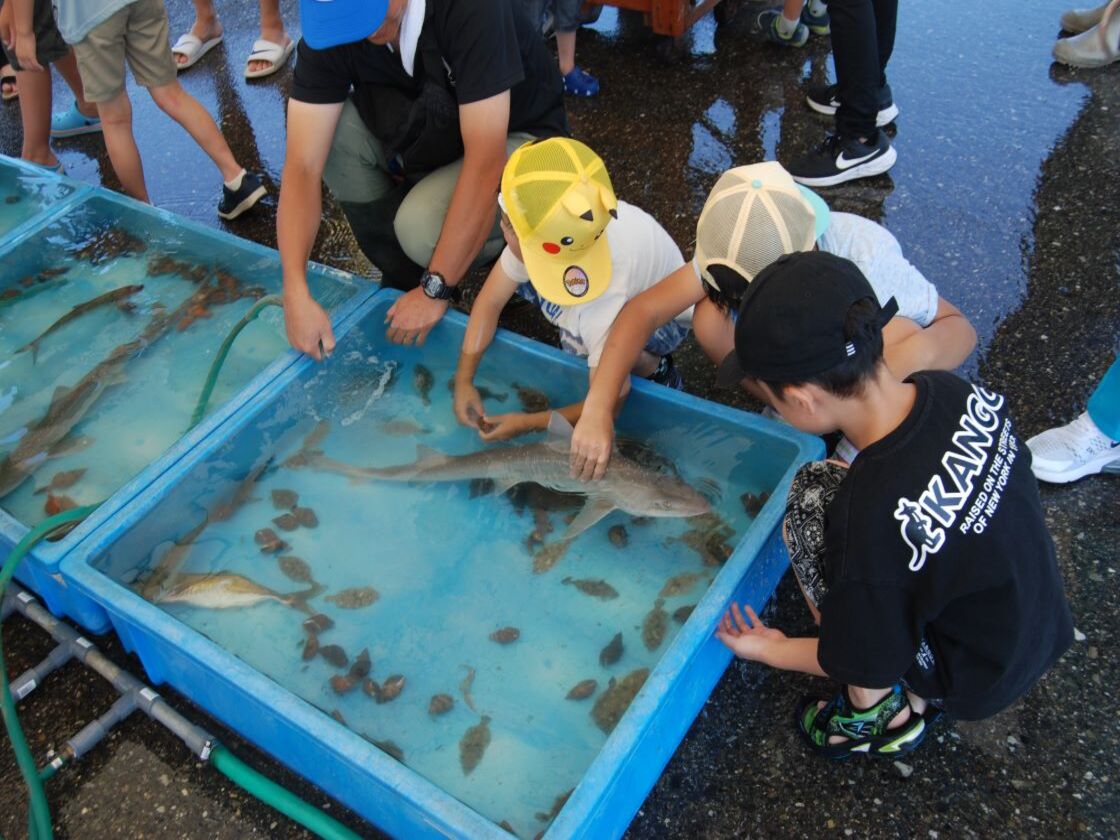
[[501, 137, 618, 306]]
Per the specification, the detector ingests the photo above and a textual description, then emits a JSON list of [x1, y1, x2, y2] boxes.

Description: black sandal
[[798, 684, 928, 759], [1, 66, 17, 102]]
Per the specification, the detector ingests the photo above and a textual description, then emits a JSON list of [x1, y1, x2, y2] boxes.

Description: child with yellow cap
[[453, 137, 688, 440]]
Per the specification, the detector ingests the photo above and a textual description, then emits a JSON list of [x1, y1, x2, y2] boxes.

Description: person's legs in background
[[785, 0, 898, 186]]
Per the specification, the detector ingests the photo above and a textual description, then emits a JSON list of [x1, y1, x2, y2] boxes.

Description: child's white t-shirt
[[817, 213, 940, 327], [500, 200, 689, 367]]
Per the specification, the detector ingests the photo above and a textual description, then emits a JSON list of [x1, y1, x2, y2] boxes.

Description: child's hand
[[14, 29, 41, 72], [715, 602, 786, 664], [569, 405, 615, 481], [478, 412, 536, 442], [453, 381, 484, 429]]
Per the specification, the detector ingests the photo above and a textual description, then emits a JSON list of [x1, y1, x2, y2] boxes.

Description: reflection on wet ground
[[0, 0, 1117, 836]]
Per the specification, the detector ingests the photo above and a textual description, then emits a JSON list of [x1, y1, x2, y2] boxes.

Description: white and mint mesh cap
[[694, 161, 830, 289]]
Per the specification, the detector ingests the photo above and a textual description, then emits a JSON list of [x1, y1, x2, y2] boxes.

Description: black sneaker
[[786, 133, 896, 187], [806, 82, 899, 127], [218, 172, 267, 220]]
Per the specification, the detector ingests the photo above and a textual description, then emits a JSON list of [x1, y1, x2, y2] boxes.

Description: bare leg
[[556, 30, 577, 75], [147, 80, 241, 182], [52, 50, 98, 119], [96, 90, 149, 201], [175, 0, 223, 67], [247, 0, 291, 75], [15, 68, 58, 167]]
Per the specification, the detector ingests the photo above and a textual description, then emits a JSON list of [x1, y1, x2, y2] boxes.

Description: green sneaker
[[798, 684, 927, 758], [758, 10, 810, 47]]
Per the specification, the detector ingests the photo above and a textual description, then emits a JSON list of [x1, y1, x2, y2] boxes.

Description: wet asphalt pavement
[[2, 0, 1118, 837]]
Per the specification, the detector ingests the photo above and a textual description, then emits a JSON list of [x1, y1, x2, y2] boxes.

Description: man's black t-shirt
[[818, 371, 1073, 720], [290, 0, 568, 143]]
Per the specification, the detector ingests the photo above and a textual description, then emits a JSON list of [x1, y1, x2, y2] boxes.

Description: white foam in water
[[0, 201, 356, 529], [93, 306, 791, 836], [340, 359, 397, 427]]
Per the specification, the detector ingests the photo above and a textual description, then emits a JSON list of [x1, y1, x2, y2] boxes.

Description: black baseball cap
[[716, 250, 898, 386]]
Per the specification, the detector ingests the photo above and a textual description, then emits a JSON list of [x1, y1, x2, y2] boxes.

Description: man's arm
[[883, 297, 977, 377], [570, 263, 706, 480], [453, 261, 519, 428], [277, 99, 345, 360], [385, 91, 512, 346]]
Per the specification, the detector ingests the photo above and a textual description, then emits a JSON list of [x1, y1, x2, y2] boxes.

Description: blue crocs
[[50, 101, 102, 138], [562, 66, 600, 97]]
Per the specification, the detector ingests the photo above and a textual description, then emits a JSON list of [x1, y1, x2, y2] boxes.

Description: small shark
[[155, 572, 320, 612], [16, 284, 145, 361], [0, 277, 251, 499], [287, 413, 711, 543], [0, 349, 133, 499]]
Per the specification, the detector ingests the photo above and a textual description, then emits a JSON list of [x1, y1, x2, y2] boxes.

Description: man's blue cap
[[300, 0, 390, 49]]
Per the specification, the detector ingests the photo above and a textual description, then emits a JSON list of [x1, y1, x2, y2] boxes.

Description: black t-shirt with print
[[290, 0, 568, 142], [817, 371, 1073, 720]]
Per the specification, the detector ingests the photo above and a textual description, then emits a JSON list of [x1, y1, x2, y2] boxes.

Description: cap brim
[[300, 0, 387, 49], [796, 185, 831, 241], [716, 350, 749, 388], [521, 233, 612, 306]]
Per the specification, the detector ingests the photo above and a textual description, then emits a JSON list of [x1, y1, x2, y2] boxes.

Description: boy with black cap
[[714, 250, 1073, 757]]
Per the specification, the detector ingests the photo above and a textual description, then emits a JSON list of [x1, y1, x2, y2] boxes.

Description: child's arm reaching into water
[[715, 602, 826, 677]]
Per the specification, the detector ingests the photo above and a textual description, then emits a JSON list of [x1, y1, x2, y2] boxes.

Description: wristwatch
[[420, 270, 460, 302]]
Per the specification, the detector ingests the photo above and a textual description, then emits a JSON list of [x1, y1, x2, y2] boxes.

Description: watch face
[[423, 273, 444, 298]]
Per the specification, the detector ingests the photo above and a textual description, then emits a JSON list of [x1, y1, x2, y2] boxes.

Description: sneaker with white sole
[[218, 172, 267, 220], [1027, 412, 1120, 483], [1060, 2, 1109, 33], [800, 3, 830, 34], [1052, 10, 1120, 67], [806, 82, 899, 127], [758, 10, 810, 47], [786, 132, 896, 187]]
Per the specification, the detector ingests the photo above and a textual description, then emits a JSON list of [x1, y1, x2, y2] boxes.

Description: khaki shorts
[[72, 0, 177, 102], [6, 0, 68, 71]]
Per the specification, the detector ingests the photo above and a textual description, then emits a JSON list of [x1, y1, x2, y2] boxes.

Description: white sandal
[[244, 38, 295, 80], [171, 32, 224, 72]]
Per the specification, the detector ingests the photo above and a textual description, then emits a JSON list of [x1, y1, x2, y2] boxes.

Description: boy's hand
[[0, 3, 12, 47], [385, 287, 449, 346], [715, 602, 786, 664], [569, 406, 614, 481], [453, 381, 484, 429], [478, 412, 536, 442], [14, 29, 41, 72]]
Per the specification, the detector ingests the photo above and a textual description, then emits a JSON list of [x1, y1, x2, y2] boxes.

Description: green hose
[[188, 295, 284, 430], [208, 746, 361, 840], [1, 505, 99, 840]]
